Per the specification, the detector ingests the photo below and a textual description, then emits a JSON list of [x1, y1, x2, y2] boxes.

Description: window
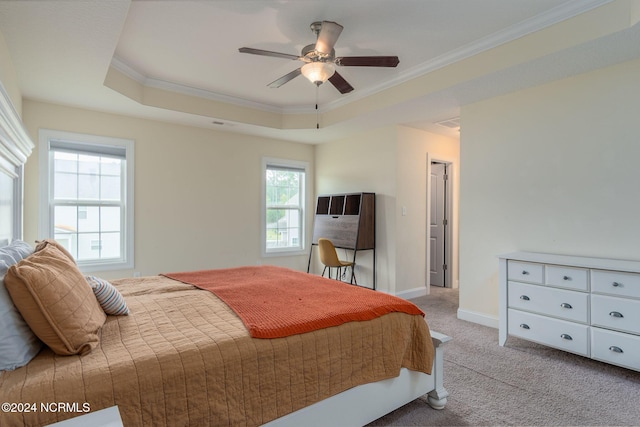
[[0, 158, 21, 245], [39, 130, 134, 271], [262, 158, 307, 255]]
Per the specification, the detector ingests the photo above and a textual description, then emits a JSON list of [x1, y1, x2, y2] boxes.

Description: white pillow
[[0, 240, 43, 371]]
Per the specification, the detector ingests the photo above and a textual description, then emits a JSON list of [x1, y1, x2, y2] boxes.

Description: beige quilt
[[0, 275, 434, 426]]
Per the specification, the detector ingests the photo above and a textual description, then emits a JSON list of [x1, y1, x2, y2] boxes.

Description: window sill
[[263, 248, 307, 257], [77, 260, 133, 274]]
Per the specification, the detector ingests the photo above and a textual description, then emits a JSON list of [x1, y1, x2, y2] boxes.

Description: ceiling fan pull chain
[[316, 84, 320, 129]]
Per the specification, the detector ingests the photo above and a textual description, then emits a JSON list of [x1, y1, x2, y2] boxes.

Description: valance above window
[[0, 81, 34, 176]]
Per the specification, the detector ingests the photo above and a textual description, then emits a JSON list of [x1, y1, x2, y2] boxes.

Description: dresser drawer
[[508, 261, 543, 284], [546, 265, 589, 291], [508, 309, 589, 356], [508, 281, 588, 323], [591, 295, 640, 335], [591, 270, 640, 299], [591, 327, 640, 371]]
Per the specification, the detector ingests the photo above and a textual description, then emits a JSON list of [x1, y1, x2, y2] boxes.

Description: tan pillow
[[35, 239, 76, 264], [5, 244, 106, 355]]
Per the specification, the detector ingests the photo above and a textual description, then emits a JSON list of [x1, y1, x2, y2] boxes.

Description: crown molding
[[110, 56, 285, 114], [322, 0, 614, 111]]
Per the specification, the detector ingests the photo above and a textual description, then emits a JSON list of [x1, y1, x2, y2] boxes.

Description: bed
[[0, 241, 449, 427]]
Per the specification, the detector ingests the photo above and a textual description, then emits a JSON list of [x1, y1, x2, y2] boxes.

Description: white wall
[[315, 125, 459, 295], [459, 58, 640, 325], [22, 100, 315, 279]]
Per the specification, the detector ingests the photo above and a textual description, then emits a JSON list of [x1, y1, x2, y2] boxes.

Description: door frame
[[426, 156, 454, 289]]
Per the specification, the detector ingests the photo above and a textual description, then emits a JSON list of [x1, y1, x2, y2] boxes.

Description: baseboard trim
[[457, 308, 499, 329], [396, 286, 427, 300]]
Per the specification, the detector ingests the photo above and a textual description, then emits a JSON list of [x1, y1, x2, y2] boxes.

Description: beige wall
[[396, 126, 459, 295], [22, 100, 315, 279], [314, 126, 397, 290], [18, 98, 462, 295], [315, 125, 459, 295], [459, 57, 640, 326], [0, 30, 21, 115]]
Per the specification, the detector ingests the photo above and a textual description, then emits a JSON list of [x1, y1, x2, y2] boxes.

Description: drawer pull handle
[[563, 276, 571, 281], [560, 303, 573, 309], [609, 311, 624, 318], [609, 346, 624, 354], [521, 270, 529, 275], [520, 295, 530, 301], [612, 282, 621, 287], [519, 324, 530, 330], [560, 334, 573, 341]]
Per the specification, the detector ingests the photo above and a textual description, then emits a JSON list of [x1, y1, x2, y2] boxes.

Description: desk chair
[[318, 238, 357, 284]]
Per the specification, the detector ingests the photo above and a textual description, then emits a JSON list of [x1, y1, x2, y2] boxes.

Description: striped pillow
[[86, 276, 129, 316]]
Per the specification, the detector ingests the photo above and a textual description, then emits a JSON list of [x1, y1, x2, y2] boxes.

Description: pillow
[[35, 238, 76, 264], [5, 243, 106, 356], [86, 276, 129, 315], [0, 240, 43, 371]]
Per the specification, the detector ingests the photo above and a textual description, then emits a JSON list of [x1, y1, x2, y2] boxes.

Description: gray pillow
[[0, 240, 43, 371]]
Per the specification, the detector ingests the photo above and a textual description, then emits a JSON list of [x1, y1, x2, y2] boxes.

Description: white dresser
[[499, 252, 640, 372]]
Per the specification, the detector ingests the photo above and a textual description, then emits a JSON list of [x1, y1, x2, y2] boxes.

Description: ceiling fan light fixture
[[301, 62, 335, 85]]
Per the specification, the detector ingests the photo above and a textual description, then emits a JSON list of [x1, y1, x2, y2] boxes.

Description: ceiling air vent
[[435, 117, 460, 129]]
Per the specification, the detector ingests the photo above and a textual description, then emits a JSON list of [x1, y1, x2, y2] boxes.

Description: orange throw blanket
[[162, 265, 424, 339]]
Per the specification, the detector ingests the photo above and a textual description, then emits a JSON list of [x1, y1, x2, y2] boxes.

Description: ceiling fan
[[239, 21, 400, 94]]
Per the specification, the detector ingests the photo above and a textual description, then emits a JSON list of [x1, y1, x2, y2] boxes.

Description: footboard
[[426, 330, 451, 409], [265, 330, 451, 426]]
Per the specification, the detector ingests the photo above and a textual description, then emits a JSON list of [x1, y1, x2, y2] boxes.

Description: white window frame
[[262, 157, 308, 257], [0, 158, 23, 245], [39, 129, 134, 272]]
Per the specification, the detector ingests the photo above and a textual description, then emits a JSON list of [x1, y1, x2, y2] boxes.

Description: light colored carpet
[[368, 286, 640, 426]]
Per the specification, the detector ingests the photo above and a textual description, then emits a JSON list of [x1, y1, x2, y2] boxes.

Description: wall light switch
[[402, 206, 407, 216]]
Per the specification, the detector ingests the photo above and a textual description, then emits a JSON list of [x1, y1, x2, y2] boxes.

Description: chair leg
[[351, 266, 357, 285], [322, 266, 327, 278]]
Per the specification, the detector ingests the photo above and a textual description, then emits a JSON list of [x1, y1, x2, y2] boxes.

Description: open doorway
[[429, 160, 452, 288]]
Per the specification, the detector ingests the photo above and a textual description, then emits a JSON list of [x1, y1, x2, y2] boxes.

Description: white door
[[430, 162, 447, 287]]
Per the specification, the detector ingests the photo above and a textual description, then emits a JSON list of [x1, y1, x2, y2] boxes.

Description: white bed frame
[[265, 330, 451, 427]]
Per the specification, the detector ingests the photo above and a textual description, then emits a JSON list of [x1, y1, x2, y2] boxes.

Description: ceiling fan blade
[[328, 71, 354, 94], [239, 47, 300, 61], [336, 56, 400, 67], [268, 68, 302, 88], [315, 21, 343, 55]]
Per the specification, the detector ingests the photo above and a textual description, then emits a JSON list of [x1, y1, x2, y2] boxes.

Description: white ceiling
[[1, 0, 639, 143]]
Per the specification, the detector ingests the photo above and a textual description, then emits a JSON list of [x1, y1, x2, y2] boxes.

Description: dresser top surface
[[499, 251, 640, 273]]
